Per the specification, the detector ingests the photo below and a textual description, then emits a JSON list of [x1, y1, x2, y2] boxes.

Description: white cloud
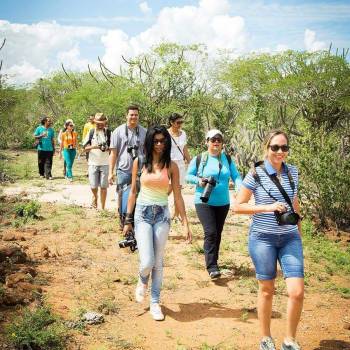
[[304, 29, 327, 52], [101, 0, 247, 71], [4, 61, 43, 85], [0, 20, 104, 84], [276, 44, 289, 52], [139, 2, 152, 15]]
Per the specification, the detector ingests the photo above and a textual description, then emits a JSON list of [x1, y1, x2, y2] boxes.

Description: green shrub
[[14, 200, 41, 221], [6, 306, 66, 349]]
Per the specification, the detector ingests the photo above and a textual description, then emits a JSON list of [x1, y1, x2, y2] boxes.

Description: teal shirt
[[34, 126, 55, 151], [186, 152, 243, 206]]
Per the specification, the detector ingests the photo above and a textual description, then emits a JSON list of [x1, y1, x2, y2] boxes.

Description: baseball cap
[[206, 129, 223, 140]]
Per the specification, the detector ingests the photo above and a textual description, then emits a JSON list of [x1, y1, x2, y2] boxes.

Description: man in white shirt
[[84, 113, 111, 210]]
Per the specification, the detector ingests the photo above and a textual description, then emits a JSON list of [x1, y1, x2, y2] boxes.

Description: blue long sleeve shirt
[[186, 152, 242, 206]]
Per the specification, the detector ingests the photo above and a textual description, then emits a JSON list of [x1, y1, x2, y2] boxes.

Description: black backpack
[[85, 128, 111, 147]]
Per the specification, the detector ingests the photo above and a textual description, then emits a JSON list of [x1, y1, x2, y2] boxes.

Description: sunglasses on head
[[209, 137, 223, 143], [269, 144, 289, 152], [153, 138, 166, 145]]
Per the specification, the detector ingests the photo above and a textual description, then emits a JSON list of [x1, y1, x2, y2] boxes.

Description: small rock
[[81, 311, 104, 325], [344, 322, 350, 330], [40, 244, 50, 258]]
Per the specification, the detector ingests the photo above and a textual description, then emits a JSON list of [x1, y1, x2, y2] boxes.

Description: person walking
[[33, 116, 55, 180], [108, 105, 147, 226], [84, 113, 111, 209], [59, 121, 78, 182], [57, 119, 73, 177], [167, 113, 191, 223], [233, 130, 304, 350], [186, 129, 242, 279], [123, 125, 191, 321]]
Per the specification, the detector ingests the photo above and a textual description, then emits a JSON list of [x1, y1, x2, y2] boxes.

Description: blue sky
[[0, 0, 349, 84]]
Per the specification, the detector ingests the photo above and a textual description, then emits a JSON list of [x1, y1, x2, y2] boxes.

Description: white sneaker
[[150, 303, 164, 321], [135, 279, 147, 303]]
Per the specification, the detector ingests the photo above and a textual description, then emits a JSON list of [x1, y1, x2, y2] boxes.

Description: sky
[[0, 0, 349, 85]]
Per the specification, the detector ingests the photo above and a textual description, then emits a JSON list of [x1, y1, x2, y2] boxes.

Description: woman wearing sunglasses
[[167, 113, 191, 227], [233, 130, 304, 350], [186, 129, 242, 279], [59, 121, 78, 182], [123, 125, 190, 321]]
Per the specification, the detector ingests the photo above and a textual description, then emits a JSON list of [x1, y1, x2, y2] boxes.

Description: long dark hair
[[144, 125, 171, 172]]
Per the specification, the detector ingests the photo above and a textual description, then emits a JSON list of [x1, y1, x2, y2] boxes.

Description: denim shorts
[[248, 230, 304, 280], [134, 204, 171, 226]]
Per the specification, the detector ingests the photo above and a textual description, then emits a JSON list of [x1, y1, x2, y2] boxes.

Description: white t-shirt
[[170, 130, 187, 161], [88, 129, 110, 166]]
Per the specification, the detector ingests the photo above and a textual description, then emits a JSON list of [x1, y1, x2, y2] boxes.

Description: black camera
[[99, 142, 107, 152], [118, 230, 137, 252], [200, 176, 217, 203], [274, 211, 300, 226], [68, 144, 74, 150], [127, 145, 138, 160]]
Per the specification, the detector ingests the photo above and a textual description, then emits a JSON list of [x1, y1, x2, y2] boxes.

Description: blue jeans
[[116, 169, 132, 220], [63, 149, 76, 179], [134, 204, 171, 304], [248, 230, 304, 280]]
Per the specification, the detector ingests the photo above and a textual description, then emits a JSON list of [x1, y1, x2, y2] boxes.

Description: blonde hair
[[263, 130, 289, 158]]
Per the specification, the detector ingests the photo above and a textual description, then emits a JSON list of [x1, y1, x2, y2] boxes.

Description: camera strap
[[256, 164, 296, 213], [125, 124, 140, 148], [170, 133, 185, 160]]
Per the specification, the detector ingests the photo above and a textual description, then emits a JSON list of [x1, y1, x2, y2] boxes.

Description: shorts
[[173, 159, 186, 186], [88, 165, 109, 188], [248, 230, 304, 280]]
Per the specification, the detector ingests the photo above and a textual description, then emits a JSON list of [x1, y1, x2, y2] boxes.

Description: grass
[[302, 219, 350, 274], [5, 305, 66, 350]]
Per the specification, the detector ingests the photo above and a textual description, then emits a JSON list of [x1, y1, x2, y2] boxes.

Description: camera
[[68, 144, 74, 150], [274, 211, 300, 226], [99, 142, 107, 152], [200, 176, 217, 203], [118, 230, 137, 252], [127, 145, 138, 160]]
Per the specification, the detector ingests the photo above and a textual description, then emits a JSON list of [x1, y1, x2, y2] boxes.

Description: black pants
[[195, 203, 230, 273], [38, 150, 53, 178]]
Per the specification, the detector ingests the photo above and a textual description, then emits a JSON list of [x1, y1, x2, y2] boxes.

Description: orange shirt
[[61, 131, 78, 149]]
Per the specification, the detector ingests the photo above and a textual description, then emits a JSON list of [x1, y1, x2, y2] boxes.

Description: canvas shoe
[[150, 303, 164, 321]]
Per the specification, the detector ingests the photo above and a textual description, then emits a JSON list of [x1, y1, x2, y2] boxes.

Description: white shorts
[[173, 160, 186, 186], [88, 165, 109, 188]]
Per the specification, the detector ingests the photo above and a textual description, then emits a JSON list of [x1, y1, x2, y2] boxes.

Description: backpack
[[85, 128, 111, 147], [195, 151, 232, 176]]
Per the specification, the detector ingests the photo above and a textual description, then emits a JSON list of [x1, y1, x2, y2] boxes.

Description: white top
[[170, 130, 187, 161], [88, 129, 110, 166]]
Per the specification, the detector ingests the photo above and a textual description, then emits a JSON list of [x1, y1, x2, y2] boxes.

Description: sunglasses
[[153, 138, 166, 145], [68, 124, 74, 127], [269, 144, 289, 152], [209, 137, 223, 143], [175, 120, 184, 125]]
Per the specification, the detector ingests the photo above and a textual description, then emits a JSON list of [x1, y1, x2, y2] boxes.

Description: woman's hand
[[266, 202, 287, 213], [185, 224, 192, 244], [123, 224, 133, 236]]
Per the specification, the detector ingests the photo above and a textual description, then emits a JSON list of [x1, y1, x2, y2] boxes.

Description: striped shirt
[[242, 160, 299, 234]]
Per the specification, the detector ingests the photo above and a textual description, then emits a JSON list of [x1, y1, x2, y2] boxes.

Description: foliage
[[14, 200, 41, 221], [6, 306, 66, 349]]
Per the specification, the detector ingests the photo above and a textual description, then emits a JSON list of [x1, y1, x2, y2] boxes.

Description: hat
[[94, 113, 108, 124], [206, 129, 223, 140], [65, 118, 73, 125]]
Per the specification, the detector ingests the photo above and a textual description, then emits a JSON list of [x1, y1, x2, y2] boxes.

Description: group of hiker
[[33, 108, 304, 350]]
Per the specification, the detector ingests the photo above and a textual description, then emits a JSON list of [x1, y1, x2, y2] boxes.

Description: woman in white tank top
[[167, 113, 191, 222]]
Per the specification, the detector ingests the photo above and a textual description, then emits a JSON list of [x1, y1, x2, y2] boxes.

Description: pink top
[[137, 166, 169, 206]]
